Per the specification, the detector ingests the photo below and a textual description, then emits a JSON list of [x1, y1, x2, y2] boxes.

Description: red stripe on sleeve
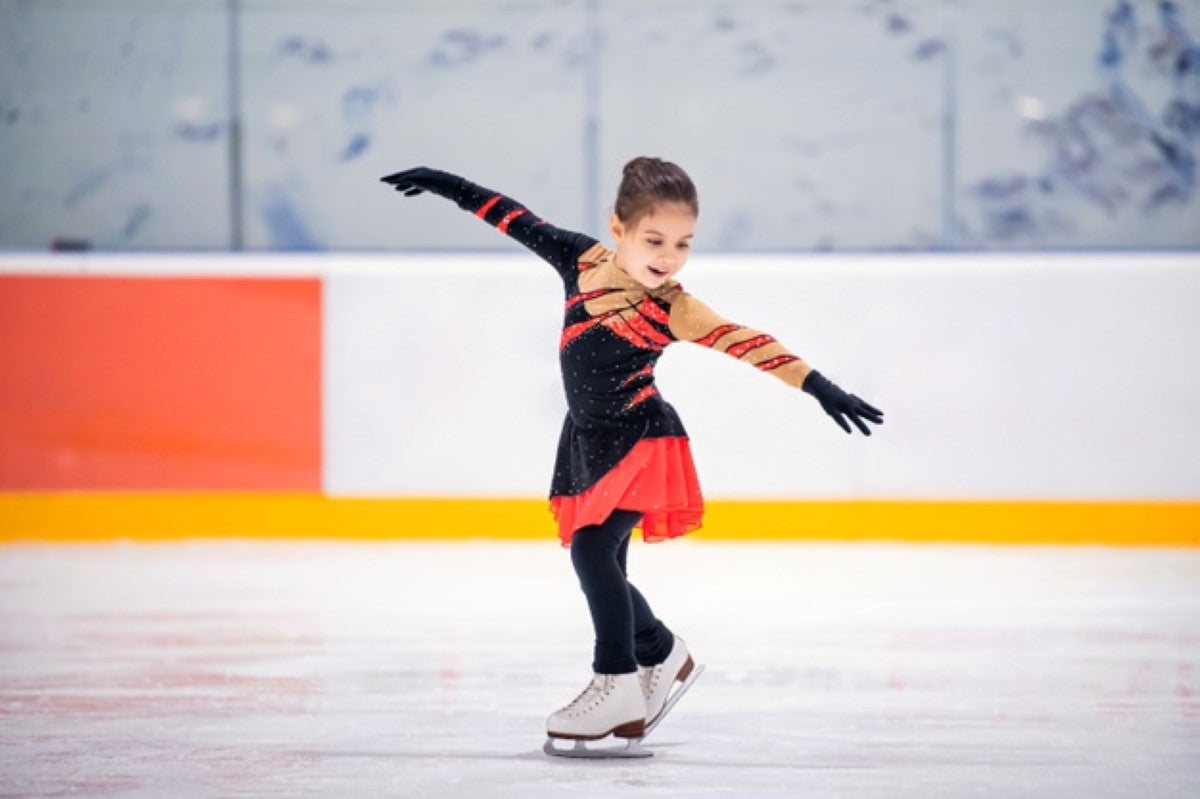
[[696, 323, 741, 348], [496, 208, 527, 233], [727, 334, 776, 359], [474, 194, 503, 219], [755, 354, 800, 372]]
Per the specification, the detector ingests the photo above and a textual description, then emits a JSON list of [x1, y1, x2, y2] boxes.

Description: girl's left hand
[[801, 370, 884, 436]]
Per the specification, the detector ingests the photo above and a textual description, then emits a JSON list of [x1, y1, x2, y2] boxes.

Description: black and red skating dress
[[394, 169, 812, 546]]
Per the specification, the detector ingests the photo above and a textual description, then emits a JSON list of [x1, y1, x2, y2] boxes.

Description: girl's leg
[[570, 510, 641, 674], [570, 509, 675, 672], [614, 531, 675, 668]]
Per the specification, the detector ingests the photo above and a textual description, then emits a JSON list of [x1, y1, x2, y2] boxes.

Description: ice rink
[[2, 540, 1198, 798]]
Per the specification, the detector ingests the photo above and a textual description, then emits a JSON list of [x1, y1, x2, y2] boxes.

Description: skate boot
[[543, 672, 650, 758], [638, 635, 703, 735]]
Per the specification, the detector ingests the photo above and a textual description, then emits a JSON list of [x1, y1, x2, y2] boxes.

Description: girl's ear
[[609, 213, 625, 242]]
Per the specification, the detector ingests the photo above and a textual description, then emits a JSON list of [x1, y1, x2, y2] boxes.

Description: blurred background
[[1, 0, 1198, 253]]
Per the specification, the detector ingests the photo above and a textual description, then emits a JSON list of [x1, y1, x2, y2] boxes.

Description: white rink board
[[323, 252, 1200, 499], [323, 255, 566, 497]]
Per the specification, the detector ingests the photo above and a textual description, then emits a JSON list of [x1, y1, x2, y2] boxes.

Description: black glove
[[801, 370, 884, 436], [380, 167, 452, 198]]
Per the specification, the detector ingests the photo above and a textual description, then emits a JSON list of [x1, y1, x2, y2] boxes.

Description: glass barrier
[[1, 0, 1196, 251]]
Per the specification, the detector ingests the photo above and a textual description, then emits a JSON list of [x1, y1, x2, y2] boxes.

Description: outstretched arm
[[669, 292, 884, 436], [381, 167, 597, 275]]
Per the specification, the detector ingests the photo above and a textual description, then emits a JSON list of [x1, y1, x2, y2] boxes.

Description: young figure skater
[[382, 158, 883, 755]]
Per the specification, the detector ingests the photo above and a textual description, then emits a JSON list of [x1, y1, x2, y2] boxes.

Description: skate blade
[[543, 736, 653, 759], [644, 662, 704, 739]]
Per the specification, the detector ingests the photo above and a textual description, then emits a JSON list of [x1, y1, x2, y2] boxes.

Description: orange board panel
[[0, 276, 321, 490]]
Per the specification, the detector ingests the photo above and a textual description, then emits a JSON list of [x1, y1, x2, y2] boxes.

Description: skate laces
[[639, 664, 659, 697], [563, 675, 612, 714]]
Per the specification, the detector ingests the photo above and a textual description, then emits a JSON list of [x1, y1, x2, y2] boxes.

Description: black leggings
[[570, 509, 675, 675]]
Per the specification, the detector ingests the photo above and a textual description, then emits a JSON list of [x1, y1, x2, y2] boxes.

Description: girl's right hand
[[380, 167, 438, 197]]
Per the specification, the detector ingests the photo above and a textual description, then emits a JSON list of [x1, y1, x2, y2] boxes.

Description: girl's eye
[[677, 242, 690, 250], [646, 239, 663, 246]]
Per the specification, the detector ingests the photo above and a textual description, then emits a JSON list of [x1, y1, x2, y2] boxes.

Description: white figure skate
[[639, 636, 703, 738], [543, 642, 705, 759], [543, 672, 652, 759]]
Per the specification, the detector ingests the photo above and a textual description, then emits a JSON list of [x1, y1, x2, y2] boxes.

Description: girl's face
[[610, 202, 696, 290]]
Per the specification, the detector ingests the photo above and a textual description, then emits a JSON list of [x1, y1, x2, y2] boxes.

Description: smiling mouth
[[647, 266, 668, 278]]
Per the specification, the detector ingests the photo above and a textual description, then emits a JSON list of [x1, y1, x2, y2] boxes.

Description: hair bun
[[622, 156, 658, 176], [614, 156, 698, 224]]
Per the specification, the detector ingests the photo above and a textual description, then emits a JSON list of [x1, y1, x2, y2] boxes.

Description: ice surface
[[1, 541, 1198, 798]]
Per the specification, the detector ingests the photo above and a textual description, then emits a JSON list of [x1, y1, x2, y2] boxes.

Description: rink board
[[0, 494, 1197, 546], [1, 252, 1197, 546], [0, 274, 322, 490]]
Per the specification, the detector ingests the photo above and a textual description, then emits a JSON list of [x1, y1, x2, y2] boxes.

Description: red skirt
[[549, 436, 704, 547]]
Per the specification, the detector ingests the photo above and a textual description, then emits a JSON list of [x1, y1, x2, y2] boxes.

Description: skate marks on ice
[[542, 664, 705, 759], [1, 542, 1198, 798]]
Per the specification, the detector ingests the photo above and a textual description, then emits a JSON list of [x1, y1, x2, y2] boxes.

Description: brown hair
[[614, 156, 698, 225]]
